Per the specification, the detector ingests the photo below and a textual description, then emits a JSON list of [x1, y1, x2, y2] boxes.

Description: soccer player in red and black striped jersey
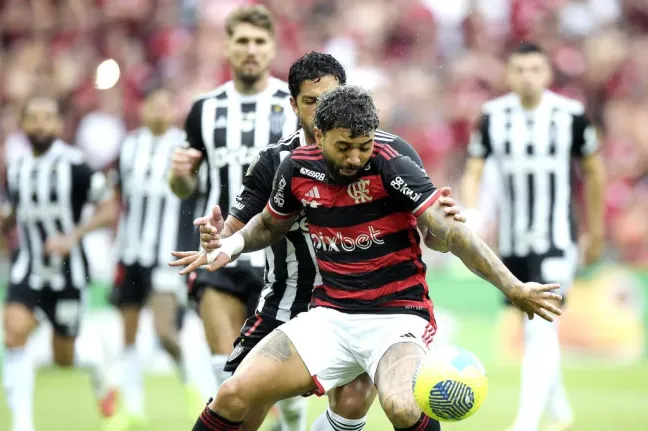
[[174, 85, 563, 431]]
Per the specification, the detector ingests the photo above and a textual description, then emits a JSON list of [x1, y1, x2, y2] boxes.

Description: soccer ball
[[412, 345, 488, 422]]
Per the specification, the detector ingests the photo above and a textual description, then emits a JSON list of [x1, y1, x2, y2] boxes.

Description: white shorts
[[152, 267, 188, 303], [278, 307, 436, 395]]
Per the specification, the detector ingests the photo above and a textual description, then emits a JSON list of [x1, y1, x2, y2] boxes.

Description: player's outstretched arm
[[417, 201, 562, 322], [170, 208, 297, 274]]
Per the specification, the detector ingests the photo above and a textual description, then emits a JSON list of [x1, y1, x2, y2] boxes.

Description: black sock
[[192, 406, 242, 431], [394, 413, 441, 431]]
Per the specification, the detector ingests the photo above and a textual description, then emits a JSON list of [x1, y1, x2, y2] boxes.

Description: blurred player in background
[[461, 42, 606, 431], [187, 52, 467, 431], [169, 4, 298, 402], [1, 96, 119, 431], [107, 87, 214, 430], [173, 85, 562, 431]]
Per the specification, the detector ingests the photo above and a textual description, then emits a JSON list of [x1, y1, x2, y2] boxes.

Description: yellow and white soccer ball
[[412, 345, 488, 422]]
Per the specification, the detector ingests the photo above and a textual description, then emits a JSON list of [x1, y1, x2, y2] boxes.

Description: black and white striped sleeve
[[71, 162, 111, 205], [571, 113, 599, 158], [229, 150, 276, 224], [467, 114, 492, 158], [184, 99, 207, 158]]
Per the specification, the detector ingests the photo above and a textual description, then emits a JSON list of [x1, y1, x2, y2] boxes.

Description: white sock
[[548, 372, 573, 424], [312, 407, 367, 431], [2, 347, 35, 431], [276, 396, 308, 431], [511, 317, 561, 431], [74, 341, 108, 398], [211, 354, 231, 390], [121, 345, 145, 417], [182, 344, 217, 401]]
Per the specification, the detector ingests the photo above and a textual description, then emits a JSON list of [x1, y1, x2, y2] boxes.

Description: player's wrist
[[206, 232, 245, 263]]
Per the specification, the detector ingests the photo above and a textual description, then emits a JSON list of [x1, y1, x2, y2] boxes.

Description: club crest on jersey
[[269, 105, 286, 135], [347, 178, 372, 204]]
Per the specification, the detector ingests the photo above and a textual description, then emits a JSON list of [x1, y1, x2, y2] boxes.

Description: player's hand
[[44, 234, 78, 257], [170, 148, 202, 178], [508, 282, 563, 322], [437, 186, 465, 223], [170, 248, 237, 274], [581, 231, 604, 266], [194, 205, 225, 251]]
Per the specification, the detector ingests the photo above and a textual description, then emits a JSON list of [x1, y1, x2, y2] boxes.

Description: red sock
[[192, 406, 242, 431]]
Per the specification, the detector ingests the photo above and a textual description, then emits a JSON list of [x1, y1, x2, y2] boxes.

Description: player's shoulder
[[269, 77, 291, 99], [481, 93, 519, 115], [545, 91, 585, 115], [55, 140, 86, 165], [265, 129, 303, 157], [289, 145, 323, 169], [191, 82, 230, 105]]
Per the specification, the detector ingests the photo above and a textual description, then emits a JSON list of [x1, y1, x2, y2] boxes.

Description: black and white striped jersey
[[115, 126, 206, 268], [229, 129, 425, 322], [5, 140, 110, 290], [185, 78, 299, 268], [468, 90, 599, 259]]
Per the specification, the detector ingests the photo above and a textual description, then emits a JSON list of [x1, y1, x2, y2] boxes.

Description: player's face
[[506, 53, 552, 100], [22, 98, 62, 153], [316, 127, 375, 184], [226, 23, 276, 85], [143, 90, 174, 129], [290, 75, 340, 142]]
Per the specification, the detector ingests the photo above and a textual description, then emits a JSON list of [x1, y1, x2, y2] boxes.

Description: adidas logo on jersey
[[302, 187, 320, 208]]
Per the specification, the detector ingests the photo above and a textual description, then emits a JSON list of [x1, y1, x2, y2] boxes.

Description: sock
[[211, 354, 231, 390], [312, 406, 367, 431], [510, 317, 561, 431], [2, 347, 35, 431], [277, 396, 308, 431], [394, 413, 440, 431], [74, 341, 108, 398], [192, 406, 242, 430], [547, 372, 573, 424], [121, 345, 145, 417], [183, 344, 217, 401]]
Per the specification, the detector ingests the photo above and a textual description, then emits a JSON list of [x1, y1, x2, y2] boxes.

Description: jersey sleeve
[[467, 114, 492, 158], [184, 99, 207, 157], [229, 150, 276, 223], [266, 155, 302, 219], [382, 155, 440, 217], [71, 162, 112, 205], [571, 113, 599, 158], [386, 136, 425, 169]]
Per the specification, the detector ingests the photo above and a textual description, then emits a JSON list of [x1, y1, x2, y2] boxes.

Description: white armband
[[206, 233, 245, 264]]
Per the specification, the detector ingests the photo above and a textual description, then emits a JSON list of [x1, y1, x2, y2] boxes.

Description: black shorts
[[502, 251, 574, 307], [5, 282, 83, 337], [188, 262, 264, 317], [109, 263, 153, 308], [224, 312, 283, 373]]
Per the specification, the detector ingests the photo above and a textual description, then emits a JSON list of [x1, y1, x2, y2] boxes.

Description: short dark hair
[[143, 83, 172, 100], [512, 42, 546, 56], [288, 52, 347, 99], [225, 5, 275, 37], [314, 85, 379, 137]]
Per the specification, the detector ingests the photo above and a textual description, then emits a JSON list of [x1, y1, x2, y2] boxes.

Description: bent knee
[[3, 307, 35, 348], [215, 377, 251, 413]]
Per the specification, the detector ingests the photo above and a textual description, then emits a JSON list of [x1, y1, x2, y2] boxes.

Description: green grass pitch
[[2, 317, 647, 431]]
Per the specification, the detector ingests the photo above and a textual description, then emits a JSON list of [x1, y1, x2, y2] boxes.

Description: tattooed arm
[[238, 208, 298, 253], [417, 200, 520, 296]]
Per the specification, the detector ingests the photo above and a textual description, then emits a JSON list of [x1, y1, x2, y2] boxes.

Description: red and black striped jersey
[[266, 141, 441, 321]]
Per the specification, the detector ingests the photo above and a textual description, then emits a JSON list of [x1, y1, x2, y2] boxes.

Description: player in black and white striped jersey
[[108, 87, 214, 428], [1, 96, 119, 431], [168, 4, 298, 422], [461, 43, 606, 431]]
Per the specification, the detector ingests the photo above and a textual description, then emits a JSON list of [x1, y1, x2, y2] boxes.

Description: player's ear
[[314, 127, 323, 148], [290, 97, 298, 116]]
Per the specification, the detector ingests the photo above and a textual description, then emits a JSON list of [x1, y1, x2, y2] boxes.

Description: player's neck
[[148, 124, 170, 136], [519, 93, 543, 111], [233, 74, 270, 96]]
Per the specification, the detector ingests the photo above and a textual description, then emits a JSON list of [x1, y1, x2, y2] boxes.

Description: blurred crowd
[[1, 0, 648, 266]]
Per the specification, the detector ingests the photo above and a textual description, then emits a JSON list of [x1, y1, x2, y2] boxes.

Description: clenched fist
[[171, 148, 203, 179]]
